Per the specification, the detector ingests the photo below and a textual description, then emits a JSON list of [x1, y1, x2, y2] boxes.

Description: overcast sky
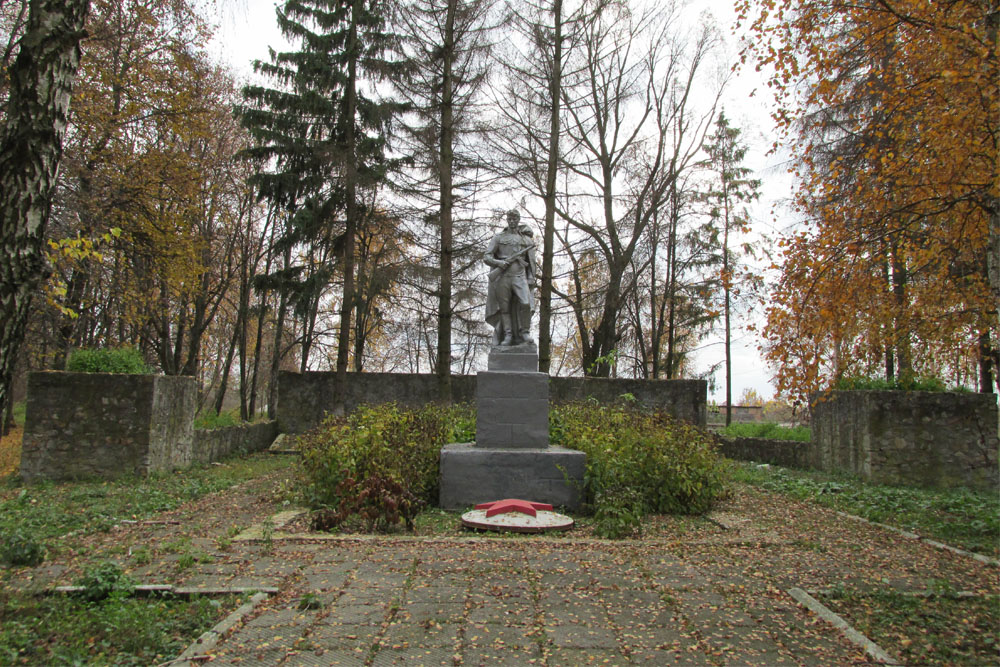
[[208, 0, 795, 403]]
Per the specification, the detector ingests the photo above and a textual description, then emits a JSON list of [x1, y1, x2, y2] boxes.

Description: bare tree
[[395, 0, 496, 397], [490, 0, 589, 372], [554, 0, 722, 376]]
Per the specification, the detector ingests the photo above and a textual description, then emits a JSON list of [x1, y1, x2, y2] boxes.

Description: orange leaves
[[739, 0, 997, 401]]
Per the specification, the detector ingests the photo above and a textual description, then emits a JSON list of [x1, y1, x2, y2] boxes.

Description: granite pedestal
[[439, 343, 586, 510]]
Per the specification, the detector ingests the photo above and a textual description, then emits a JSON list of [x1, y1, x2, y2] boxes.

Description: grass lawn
[[0, 453, 290, 565], [0, 590, 239, 665], [731, 461, 1000, 557], [819, 588, 1000, 666], [0, 451, 288, 664]]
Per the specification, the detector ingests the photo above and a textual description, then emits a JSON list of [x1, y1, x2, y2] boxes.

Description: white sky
[[208, 0, 795, 403]]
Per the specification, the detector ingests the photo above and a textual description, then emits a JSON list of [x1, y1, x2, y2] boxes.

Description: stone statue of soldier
[[484, 210, 537, 346]]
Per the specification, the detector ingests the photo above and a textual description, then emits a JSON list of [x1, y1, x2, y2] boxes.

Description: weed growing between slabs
[[0, 452, 290, 566], [732, 462, 1000, 557], [818, 586, 999, 666]]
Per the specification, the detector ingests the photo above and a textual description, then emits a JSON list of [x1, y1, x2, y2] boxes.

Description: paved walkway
[[191, 539, 855, 666], [8, 469, 993, 665]]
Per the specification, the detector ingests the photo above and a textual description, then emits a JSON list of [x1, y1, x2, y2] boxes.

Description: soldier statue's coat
[[484, 214, 537, 346]]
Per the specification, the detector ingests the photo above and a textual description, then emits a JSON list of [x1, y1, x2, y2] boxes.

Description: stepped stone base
[[476, 371, 549, 448], [488, 344, 538, 371], [439, 443, 586, 510]]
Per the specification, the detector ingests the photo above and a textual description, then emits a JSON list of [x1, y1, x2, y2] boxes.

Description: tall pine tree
[[703, 111, 760, 426], [239, 0, 408, 379]]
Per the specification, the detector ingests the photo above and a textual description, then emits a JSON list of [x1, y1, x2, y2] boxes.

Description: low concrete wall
[[812, 390, 999, 491], [550, 377, 706, 426], [718, 436, 812, 469], [192, 421, 279, 464], [21, 372, 197, 482], [277, 372, 477, 434], [278, 371, 707, 433]]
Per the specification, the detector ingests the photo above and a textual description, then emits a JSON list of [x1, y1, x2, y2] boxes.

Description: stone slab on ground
[[438, 443, 585, 509]]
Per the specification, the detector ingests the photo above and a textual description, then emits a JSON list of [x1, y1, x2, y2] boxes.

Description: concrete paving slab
[[381, 621, 463, 648], [306, 622, 381, 649], [284, 648, 368, 665], [461, 645, 542, 666], [282, 648, 365, 666], [329, 603, 391, 625], [243, 607, 315, 628], [465, 622, 541, 649], [466, 600, 534, 625], [304, 571, 350, 591], [545, 647, 627, 665], [629, 646, 713, 664], [405, 585, 469, 604], [189, 526, 925, 667], [209, 646, 290, 665], [371, 646, 456, 666], [394, 601, 466, 624], [544, 624, 619, 649]]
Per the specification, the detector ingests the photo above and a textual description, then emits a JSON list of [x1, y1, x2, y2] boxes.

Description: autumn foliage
[[737, 0, 999, 402]]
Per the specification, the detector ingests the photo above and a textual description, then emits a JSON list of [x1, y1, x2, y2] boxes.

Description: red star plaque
[[474, 499, 554, 518]]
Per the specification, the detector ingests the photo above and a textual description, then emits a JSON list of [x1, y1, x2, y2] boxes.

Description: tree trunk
[[267, 247, 292, 421], [890, 242, 912, 383], [979, 331, 994, 394], [0, 0, 90, 421], [214, 312, 241, 415], [436, 0, 456, 400], [538, 0, 563, 375], [336, 0, 360, 384], [2, 387, 13, 436]]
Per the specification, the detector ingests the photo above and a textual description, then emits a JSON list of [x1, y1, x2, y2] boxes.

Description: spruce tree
[[703, 111, 761, 426], [238, 0, 408, 377]]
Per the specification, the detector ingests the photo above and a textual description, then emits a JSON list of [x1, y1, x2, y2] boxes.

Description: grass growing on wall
[[66, 347, 152, 374], [194, 408, 242, 430], [720, 422, 811, 441], [732, 462, 1000, 557]]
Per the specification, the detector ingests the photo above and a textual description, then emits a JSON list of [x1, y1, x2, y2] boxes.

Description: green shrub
[[0, 529, 45, 567], [73, 562, 135, 602], [66, 347, 152, 374], [720, 422, 811, 442], [834, 375, 947, 392], [551, 403, 729, 536], [297, 403, 469, 532]]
